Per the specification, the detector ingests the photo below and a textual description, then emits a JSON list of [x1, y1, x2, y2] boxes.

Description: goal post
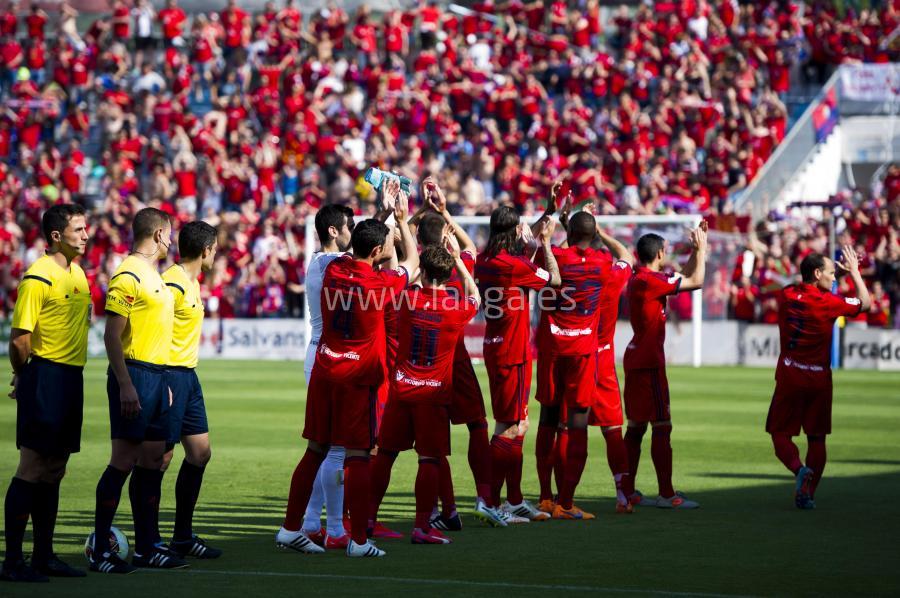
[[304, 212, 705, 367]]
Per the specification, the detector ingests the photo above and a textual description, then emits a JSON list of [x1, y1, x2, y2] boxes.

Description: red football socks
[[467, 420, 492, 505], [651, 424, 675, 498], [368, 450, 397, 523], [558, 428, 587, 510], [553, 428, 569, 497], [438, 457, 456, 517], [623, 425, 646, 496], [772, 434, 803, 474], [283, 449, 326, 531], [506, 435, 525, 505], [415, 458, 440, 530], [806, 436, 827, 497], [535, 424, 556, 501], [602, 427, 629, 504], [345, 455, 371, 545], [490, 435, 512, 506]]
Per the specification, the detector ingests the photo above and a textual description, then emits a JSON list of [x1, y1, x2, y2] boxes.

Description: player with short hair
[[278, 179, 418, 558], [767, 249, 870, 509], [2, 204, 90, 582], [90, 207, 186, 574], [407, 177, 500, 529], [474, 204, 561, 522], [622, 225, 707, 509], [535, 198, 635, 516], [159, 221, 221, 559], [300, 205, 354, 549], [374, 237, 481, 544], [534, 210, 615, 520]]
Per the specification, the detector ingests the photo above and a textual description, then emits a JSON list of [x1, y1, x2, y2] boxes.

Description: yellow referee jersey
[[11, 255, 91, 367], [162, 264, 204, 369], [105, 255, 174, 366]]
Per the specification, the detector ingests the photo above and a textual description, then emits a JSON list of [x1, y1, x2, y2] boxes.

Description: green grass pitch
[[2, 360, 899, 597]]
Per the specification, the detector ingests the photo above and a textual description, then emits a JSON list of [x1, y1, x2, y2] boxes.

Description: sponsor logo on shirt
[[484, 336, 505, 345], [395, 369, 442, 388], [549, 323, 592, 337], [320, 344, 360, 361], [782, 357, 824, 372]]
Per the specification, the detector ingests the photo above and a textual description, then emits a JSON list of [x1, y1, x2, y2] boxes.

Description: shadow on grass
[[7, 471, 900, 598]]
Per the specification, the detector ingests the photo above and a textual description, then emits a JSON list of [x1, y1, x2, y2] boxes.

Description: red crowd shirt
[[777, 283, 861, 374], [316, 256, 409, 386], [159, 7, 187, 40], [475, 249, 552, 366], [391, 287, 478, 404], [624, 267, 682, 370], [536, 246, 613, 357]]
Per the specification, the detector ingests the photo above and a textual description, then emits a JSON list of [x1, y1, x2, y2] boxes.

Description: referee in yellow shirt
[[3, 204, 90, 583], [159, 221, 222, 559], [89, 208, 186, 574]]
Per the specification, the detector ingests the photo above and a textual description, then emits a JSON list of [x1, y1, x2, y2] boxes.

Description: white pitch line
[[160, 568, 758, 598]]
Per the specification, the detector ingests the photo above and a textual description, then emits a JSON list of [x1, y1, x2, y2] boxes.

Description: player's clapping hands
[[444, 231, 461, 259], [393, 179, 409, 223], [838, 245, 860, 273], [423, 176, 447, 214]]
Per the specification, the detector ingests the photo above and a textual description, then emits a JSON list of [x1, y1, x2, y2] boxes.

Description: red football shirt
[[391, 288, 478, 404], [475, 250, 552, 366], [777, 283, 861, 373], [597, 258, 632, 347], [536, 246, 613, 357], [623, 267, 682, 370], [316, 256, 408, 386]]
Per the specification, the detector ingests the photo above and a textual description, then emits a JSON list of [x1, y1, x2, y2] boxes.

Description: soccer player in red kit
[[475, 206, 561, 523], [622, 225, 707, 509], [374, 237, 480, 544], [534, 211, 614, 520], [405, 177, 498, 529], [278, 179, 418, 558], [767, 249, 870, 509]]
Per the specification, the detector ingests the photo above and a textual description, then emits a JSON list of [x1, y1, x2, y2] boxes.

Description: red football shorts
[[541, 353, 595, 410], [485, 357, 531, 423], [303, 368, 377, 451], [535, 353, 561, 407], [623, 367, 670, 423], [766, 370, 833, 436], [378, 399, 451, 457], [448, 346, 486, 425], [590, 346, 623, 427]]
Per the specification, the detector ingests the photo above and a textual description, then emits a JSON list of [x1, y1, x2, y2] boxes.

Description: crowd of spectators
[[0, 0, 897, 323]]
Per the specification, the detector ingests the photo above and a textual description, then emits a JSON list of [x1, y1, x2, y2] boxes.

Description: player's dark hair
[[315, 205, 352, 243], [636, 233, 666, 264], [351, 219, 390, 257], [485, 206, 523, 257], [567, 211, 596, 245], [178, 221, 218, 260], [416, 212, 445, 247], [133, 207, 171, 242], [42, 203, 86, 243], [420, 245, 455, 285], [800, 253, 828, 283]]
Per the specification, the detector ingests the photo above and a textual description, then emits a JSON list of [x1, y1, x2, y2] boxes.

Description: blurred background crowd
[[0, 0, 897, 325]]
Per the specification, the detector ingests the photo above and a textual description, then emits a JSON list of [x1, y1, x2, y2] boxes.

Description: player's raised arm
[[446, 232, 480, 307], [530, 179, 563, 239], [425, 176, 476, 255], [390, 179, 419, 275], [838, 245, 872, 311], [537, 218, 561, 287], [595, 222, 634, 266], [678, 222, 708, 292]]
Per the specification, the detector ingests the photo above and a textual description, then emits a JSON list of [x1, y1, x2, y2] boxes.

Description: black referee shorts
[[16, 356, 84, 455]]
